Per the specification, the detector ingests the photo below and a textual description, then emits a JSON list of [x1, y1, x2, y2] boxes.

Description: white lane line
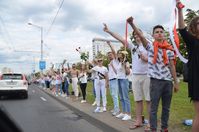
[[32, 90, 35, 93], [40, 97, 47, 102]]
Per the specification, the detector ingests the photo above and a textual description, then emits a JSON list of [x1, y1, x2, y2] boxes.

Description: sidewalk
[[40, 87, 144, 132]]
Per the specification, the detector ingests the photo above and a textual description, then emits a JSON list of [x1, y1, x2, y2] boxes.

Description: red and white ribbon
[[168, 0, 188, 63]]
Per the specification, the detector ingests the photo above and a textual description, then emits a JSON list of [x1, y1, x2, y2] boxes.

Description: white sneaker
[[122, 114, 131, 121], [81, 100, 86, 103], [92, 101, 96, 106], [116, 113, 125, 119], [103, 107, 106, 112], [61, 94, 66, 97], [94, 107, 102, 113], [55, 94, 58, 97], [112, 110, 120, 116]]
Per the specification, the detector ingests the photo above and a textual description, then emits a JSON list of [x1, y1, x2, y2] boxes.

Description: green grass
[[69, 81, 193, 132]]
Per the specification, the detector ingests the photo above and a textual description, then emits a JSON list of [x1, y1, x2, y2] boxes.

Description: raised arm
[[176, 0, 186, 29], [107, 41, 117, 59], [103, 23, 129, 47], [126, 17, 149, 48]]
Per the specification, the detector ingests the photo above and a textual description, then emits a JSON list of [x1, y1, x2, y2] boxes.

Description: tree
[[95, 51, 109, 67], [184, 9, 199, 24]]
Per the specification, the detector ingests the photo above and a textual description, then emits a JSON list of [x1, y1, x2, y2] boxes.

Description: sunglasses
[[98, 60, 103, 62]]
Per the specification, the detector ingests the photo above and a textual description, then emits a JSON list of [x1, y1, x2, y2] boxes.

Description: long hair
[[188, 16, 199, 38]]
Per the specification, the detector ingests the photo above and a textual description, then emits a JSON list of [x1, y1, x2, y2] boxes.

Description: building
[[92, 38, 122, 58], [1, 67, 12, 74]]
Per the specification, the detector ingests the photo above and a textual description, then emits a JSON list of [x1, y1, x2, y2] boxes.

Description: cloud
[[0, 0, 197, 73]]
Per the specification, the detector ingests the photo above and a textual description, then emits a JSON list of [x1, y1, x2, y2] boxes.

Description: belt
[[109, 78, 117, 81], [95, 78, 105, 80]]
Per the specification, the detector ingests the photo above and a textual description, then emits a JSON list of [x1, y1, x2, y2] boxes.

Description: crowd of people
[[36, 1, 199, 132]]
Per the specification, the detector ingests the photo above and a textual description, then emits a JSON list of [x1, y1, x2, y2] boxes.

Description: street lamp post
[[28, 23, 44, 72]]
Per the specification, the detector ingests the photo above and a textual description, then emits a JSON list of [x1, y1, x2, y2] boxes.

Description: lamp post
[[28, 23, 44, 72]]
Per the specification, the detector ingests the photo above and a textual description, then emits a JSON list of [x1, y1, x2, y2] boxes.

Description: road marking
[[32, 90, 35, 93], [40, 97, 47, 101]]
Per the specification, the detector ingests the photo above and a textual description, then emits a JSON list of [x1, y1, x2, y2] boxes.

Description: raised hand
[[103, 23, 109, 32], [176, 0, 185, 9], [126, 16, 134, 24], [106, 41, 111, 45]]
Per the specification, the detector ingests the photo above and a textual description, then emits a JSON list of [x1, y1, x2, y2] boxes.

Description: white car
[[0, 73, 28, 99]]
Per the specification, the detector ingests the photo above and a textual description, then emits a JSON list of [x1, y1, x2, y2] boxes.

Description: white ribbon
[[169, 0, 188, 63]]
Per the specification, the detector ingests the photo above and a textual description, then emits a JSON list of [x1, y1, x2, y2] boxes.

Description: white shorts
[[132, 74, 150, 101]]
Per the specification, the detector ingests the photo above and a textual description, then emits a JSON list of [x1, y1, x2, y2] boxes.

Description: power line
[[46, 0, 65, 36], [0, 16, 15, 50]]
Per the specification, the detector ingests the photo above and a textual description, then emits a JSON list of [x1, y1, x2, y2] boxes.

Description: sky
[[0, 0, 198, 74]]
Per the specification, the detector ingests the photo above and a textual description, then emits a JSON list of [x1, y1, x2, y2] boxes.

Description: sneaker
[[92, 101, 97, 106], [81, 100, 86, 103], [160, 128, 168, 132], [112, 110, 120, 116], [103, 107, 107, 112], [122, 114, 131, 121], [116, 113, 125, 119], [94, 107, 102, 113], [110, 109, 114, 113], [55, 94, 58, 97], [61, 94, 66, 97]]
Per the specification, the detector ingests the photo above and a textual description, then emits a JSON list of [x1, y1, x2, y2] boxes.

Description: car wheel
[[22, 92, 28, 99]]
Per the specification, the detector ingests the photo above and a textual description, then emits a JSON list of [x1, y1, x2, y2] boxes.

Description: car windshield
[[2, 74, 23, 80]]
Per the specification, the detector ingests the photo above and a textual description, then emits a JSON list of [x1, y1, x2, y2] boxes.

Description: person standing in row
[[91, 58, 108, 113], [106, 41, 120, 116], [128, 17, 179, 132], [177, 1, 199, 131], [69, 64, 79, 100], [103, 23, 150, 124], [79, 64, 88, 103]]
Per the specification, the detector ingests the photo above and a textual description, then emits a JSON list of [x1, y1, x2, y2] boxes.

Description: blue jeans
[[92, 80, 96, 97], [118, 79, 131, 113], [56, 83, 62, 95], [64, 81, 69, 96], [109, 79, 119, 112]]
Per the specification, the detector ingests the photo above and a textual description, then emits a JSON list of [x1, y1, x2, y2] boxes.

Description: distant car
[[0, 73, 28, 99]]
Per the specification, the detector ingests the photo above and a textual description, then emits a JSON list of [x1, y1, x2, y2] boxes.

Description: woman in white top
[[115, 51, 132, 121], [55, 71, 62, 96], [79, 64, 88, 103], [91, 58, 108, 113]]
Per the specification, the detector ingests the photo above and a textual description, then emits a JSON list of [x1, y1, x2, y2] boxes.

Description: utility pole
[[28, 23, 45, 73]]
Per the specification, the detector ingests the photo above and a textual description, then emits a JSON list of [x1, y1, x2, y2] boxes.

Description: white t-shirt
[[92, 66, 108, 80], [128, 43, 148, 74], [79, 72, 87, 83], [63, 72, 69, 83], [55, 75, 62, 84], [117, 61, 130, 79], [108, 59, 118, 80]]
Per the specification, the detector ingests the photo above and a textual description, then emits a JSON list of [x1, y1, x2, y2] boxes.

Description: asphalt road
[[0, 85, 106, 132]]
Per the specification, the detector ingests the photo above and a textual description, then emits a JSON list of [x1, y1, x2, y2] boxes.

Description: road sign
[[39, 61, 46, 70]]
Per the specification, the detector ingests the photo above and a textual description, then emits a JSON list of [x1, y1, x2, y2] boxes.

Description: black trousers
[[80, 83, 87, 100]]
